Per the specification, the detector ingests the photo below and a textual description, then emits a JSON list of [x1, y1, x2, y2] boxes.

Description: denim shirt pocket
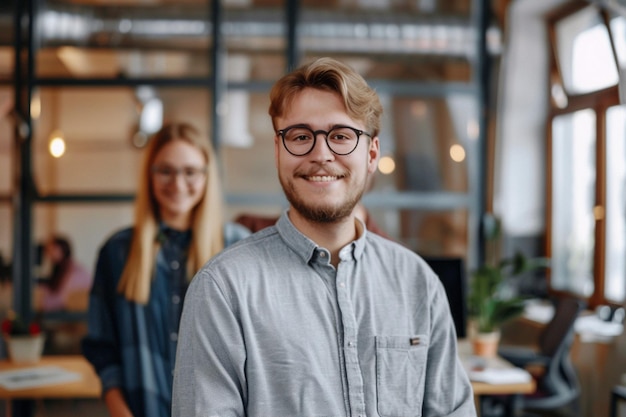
[[376, 335, 429, 417]]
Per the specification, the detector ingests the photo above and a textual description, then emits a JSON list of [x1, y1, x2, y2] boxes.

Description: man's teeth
[[307, 175, 337, 182]]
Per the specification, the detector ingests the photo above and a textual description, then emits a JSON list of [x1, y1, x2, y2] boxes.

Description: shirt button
[[347, 341, 354, 347], [172, 295, 181, 304], [319, 251, 326, 258], [339, 282, 345, 288], [170, 260, 180, 270], [170, 332, 178, 342]]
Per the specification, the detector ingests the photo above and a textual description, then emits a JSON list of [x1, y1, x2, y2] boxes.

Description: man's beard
[[280, 175, 365, 223]]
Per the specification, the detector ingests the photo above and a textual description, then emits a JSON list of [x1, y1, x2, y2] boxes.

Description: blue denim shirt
[[173, 211, 476, 417], [82, 222, 250, 417]]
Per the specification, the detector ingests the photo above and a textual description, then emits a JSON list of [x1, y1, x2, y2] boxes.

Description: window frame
[[545, 0, 622, 308]]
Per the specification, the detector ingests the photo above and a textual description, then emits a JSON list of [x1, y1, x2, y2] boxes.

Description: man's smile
[[304, 175, 342, 182]]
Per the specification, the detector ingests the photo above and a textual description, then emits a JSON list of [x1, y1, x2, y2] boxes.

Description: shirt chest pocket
[[375, 335, 428, 417]]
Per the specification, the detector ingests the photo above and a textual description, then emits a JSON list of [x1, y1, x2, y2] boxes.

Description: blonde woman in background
[[82, 122, 250, 417]]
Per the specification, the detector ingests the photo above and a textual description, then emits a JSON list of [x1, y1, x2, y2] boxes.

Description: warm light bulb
[[31, 94, 41, 120], [449, 144, 466, 162], [49, 132, 66, 158], [378, 156, 396, 175]]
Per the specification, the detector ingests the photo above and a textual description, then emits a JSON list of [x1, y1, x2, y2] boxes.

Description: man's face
[[274, 88, 379, 223]]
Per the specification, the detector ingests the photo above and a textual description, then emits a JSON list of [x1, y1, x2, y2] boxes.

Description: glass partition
[[367, 207, 468, 257], [301, 0, 471, 14], [34, 203, 134, 277], [32, 87, 212, 194], [37, 1, 213, 80], [36, 48, 212, 79], [299, 3, 474, 83], [7, 0, 489, 329]]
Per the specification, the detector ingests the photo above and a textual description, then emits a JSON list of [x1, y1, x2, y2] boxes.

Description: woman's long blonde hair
[[118, 122, 224, 304]]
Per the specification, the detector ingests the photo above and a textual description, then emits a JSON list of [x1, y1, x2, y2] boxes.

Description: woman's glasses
[[151, 165, 207, 184]]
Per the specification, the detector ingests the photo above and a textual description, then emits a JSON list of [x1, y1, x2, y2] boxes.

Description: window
[[547, 3, 625, 306], [605, 106, 626, 303], [554, 5, 618, 94], [550, 110, 596, 297]]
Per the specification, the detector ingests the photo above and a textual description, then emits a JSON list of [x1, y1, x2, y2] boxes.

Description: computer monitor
[[422, 256, 468, 338]]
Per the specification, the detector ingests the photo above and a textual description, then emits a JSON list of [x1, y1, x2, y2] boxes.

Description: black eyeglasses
[[277, 124, 371, 156]]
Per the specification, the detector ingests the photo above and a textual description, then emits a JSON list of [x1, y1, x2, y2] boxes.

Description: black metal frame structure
[[8, 8, 491, 416], [10, 0, 491, 309]]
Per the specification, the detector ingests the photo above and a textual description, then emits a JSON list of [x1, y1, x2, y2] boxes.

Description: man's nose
[[309, 133, 335, 161]]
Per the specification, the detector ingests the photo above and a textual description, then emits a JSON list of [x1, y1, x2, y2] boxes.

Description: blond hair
[[118, 122, 224, 304], [268, 57, 383, 137]]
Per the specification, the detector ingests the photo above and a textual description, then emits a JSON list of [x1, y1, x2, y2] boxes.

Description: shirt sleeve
[[172, 268, 247, 417], [223, 221, 252, 248], [81, 239, 125, 395], [423, 279, 477, 417]]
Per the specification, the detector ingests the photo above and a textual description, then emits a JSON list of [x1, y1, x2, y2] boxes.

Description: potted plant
[[1, 311, 44, 363], [468, 215, 549, 357]]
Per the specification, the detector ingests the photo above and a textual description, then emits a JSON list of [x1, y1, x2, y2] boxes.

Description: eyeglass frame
[[151, 165, 208, 184], [276, 124, 372, 156]]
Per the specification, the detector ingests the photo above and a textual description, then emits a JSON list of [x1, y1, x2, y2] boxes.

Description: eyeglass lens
[[152, 166, 207, 183], [281, 126, 363, 156]]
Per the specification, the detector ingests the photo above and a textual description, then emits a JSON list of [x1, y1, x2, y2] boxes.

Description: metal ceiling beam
[[0, 2, 478, 57]]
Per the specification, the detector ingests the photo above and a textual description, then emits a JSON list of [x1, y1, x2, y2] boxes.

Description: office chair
[[497, 297, 585, 416], [610, 385, 626, 417]]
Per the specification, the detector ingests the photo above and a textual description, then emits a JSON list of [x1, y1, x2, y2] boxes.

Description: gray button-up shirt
[[173, 211, 476, 417]]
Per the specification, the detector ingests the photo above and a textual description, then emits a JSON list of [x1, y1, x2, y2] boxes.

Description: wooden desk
[[0, 355, 101, 399], [458, 339, 535, 416], [458, 339, 535, 396], [0, 355, 101, 417], [468, 363, 536, 396]]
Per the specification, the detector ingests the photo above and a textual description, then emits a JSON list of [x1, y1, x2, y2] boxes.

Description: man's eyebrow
[[282, 123, 312, 130]]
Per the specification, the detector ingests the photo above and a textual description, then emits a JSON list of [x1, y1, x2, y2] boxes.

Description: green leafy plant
[[468, 215, 549, 334]]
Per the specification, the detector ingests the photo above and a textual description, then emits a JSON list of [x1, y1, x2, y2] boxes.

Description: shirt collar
[[157, 222, 192, 247], [275, 210, 367, 264]]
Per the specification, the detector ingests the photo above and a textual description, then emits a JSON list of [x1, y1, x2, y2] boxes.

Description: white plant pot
[[4, 334, 45, 364]]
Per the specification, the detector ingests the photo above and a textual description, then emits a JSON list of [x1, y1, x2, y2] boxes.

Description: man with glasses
[[172, 57, 476, 417]]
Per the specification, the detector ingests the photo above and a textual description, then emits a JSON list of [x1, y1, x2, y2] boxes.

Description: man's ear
[[274, 134, 281, 169], [367, 136, 380, 174]]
